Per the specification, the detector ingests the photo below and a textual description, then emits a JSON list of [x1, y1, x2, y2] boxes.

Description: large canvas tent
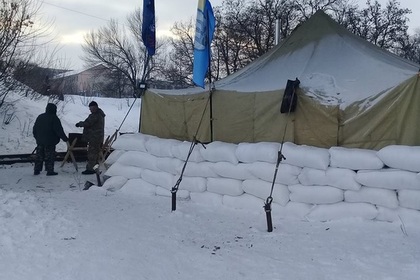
[[140, 10, 420, 150]]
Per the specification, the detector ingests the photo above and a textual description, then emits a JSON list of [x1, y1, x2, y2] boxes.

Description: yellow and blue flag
[[192, 0, 215, 88], [142, 0, 156, 56]]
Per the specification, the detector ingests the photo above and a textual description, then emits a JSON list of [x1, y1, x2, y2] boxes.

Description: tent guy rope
[[264, 78, 300, 232]]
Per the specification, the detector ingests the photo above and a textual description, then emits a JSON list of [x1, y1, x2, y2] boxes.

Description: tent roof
[[150, 10, 419, 108], [215, 10, 419, 108]]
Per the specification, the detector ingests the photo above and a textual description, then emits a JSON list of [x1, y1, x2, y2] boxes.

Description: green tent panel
[[140, 10, 420, 150]]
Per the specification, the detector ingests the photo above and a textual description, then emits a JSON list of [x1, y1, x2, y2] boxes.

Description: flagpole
[[139, 0, 156, 133], [206, 9, 214, 142], [192, 0, 215, 141], [138, 53, 151, 133]]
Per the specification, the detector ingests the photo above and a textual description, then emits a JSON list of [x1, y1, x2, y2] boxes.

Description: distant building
[[51, 64, 112, 97], [51, 64, 189, 98]]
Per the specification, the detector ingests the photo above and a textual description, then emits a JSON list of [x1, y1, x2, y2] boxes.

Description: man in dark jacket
[[76, 101, 105, 174], [33, 103, 69, 176]]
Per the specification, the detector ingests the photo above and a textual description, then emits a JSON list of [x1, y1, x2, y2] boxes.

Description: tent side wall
[[339, 76, 420, 150], [212, 90, 294, 143], [140, 88, 339, 147], [294, 93, 339, 147], [140, 76, 420, 149], [140, 90, 211, 142], [397, 76, 420, 145]]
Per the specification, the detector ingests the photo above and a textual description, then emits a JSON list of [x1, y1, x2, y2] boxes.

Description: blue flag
[[192, 0, 215, 88], [142, 0, 156, 56]]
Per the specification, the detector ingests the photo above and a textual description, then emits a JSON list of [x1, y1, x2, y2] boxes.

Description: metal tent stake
[[171, 191, 177, 211], [264, 197, 273, 232]]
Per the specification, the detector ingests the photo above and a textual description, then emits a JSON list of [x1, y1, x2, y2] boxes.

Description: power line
[[40, 0, 112, 23]]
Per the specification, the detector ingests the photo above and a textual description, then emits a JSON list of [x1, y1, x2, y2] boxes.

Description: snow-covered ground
[[0, 93, 140, 155], [1, 91, 419, 279]]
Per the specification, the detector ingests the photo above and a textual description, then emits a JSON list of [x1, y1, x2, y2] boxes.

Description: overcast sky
[[37, 0, 420, 70]]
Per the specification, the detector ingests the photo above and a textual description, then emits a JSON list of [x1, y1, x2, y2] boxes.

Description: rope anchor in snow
[[264, 196, 274, 232], [171, 137, 207, 212], [263, 78, 299, 232]]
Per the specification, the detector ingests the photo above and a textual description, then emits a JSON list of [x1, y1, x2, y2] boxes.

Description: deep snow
[[0, 91, 419, 280]]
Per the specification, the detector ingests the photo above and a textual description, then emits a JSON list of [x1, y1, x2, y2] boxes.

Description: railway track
[[0, 151, 88, 165]]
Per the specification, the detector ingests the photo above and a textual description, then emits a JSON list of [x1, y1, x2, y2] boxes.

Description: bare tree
[[0, 0, 53, 107], [82, 8, 163, 96], [164, 0, 416, 86], [213, 1, 254, 77], [160, 19, 195, 88], [342, 0, 411, 54], [398, 28, 420, 64]]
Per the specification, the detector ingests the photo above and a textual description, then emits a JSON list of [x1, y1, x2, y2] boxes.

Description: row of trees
[[83, 0, 420, 91], [161, 0, 420, 88], [1, 0, 419, 101]]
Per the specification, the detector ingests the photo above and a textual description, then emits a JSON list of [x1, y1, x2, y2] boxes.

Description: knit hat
[[88, 101, 98, 107]]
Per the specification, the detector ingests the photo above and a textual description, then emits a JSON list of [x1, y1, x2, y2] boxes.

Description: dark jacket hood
[[46, 103, 57, 114]]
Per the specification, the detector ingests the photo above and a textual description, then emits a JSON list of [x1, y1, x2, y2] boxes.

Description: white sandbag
[[182, 161, 218, 178], [116, 151, 159, 171], [344, 187, 398, 208], [298, 167, 361, 190], [377, 145, 420, 172], [235, 142, 279, 163], [141, 169, 174, 190], [102, 176, 128, 192], [145, 137, 181, 158], [271, 202, 313, 221], [190, 192, 223, 207], [398, 190, 420, 210], [104, 162, 142, 179], [282, 142, 330, 170], [326, 168, 361, 190], [376, 206, 420, 225], [155, 157, 183, 175], [222, 193, 263, 212], [242, 179, 289, 206], [171, 141, 205, 162], [397, 208, 420, 226], [120, 178, 156, 196], [104, 150, 125, 167], [306, 202, 378, 222], [298, 167, 329, 186], [289, 184, 343, 204], [111, 133, 155, 152], [329, 146, 384, 170], [206, 177, 244, 196], [177, 176, 207, 193], [356, 169, 420, 190], [200, 141, 238, 164], [212, 162, 256, 180], [156, 186, 189, 199], [375, 206, 400, 223], [247, 162, 300, 185]]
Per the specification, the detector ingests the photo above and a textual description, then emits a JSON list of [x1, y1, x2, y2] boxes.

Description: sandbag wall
[[104, 133, 420, 223]]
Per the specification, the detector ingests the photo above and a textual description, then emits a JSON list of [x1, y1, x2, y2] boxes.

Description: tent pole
[[206, 6, 214, 142], [207, 64, 213, 143]]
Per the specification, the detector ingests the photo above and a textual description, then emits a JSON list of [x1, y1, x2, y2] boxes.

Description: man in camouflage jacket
[[76, 101, 105, 174], [33, 103, 69, 176]]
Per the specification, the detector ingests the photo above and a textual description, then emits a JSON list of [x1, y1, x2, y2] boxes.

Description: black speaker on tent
[[280, 78, 300, 113]]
